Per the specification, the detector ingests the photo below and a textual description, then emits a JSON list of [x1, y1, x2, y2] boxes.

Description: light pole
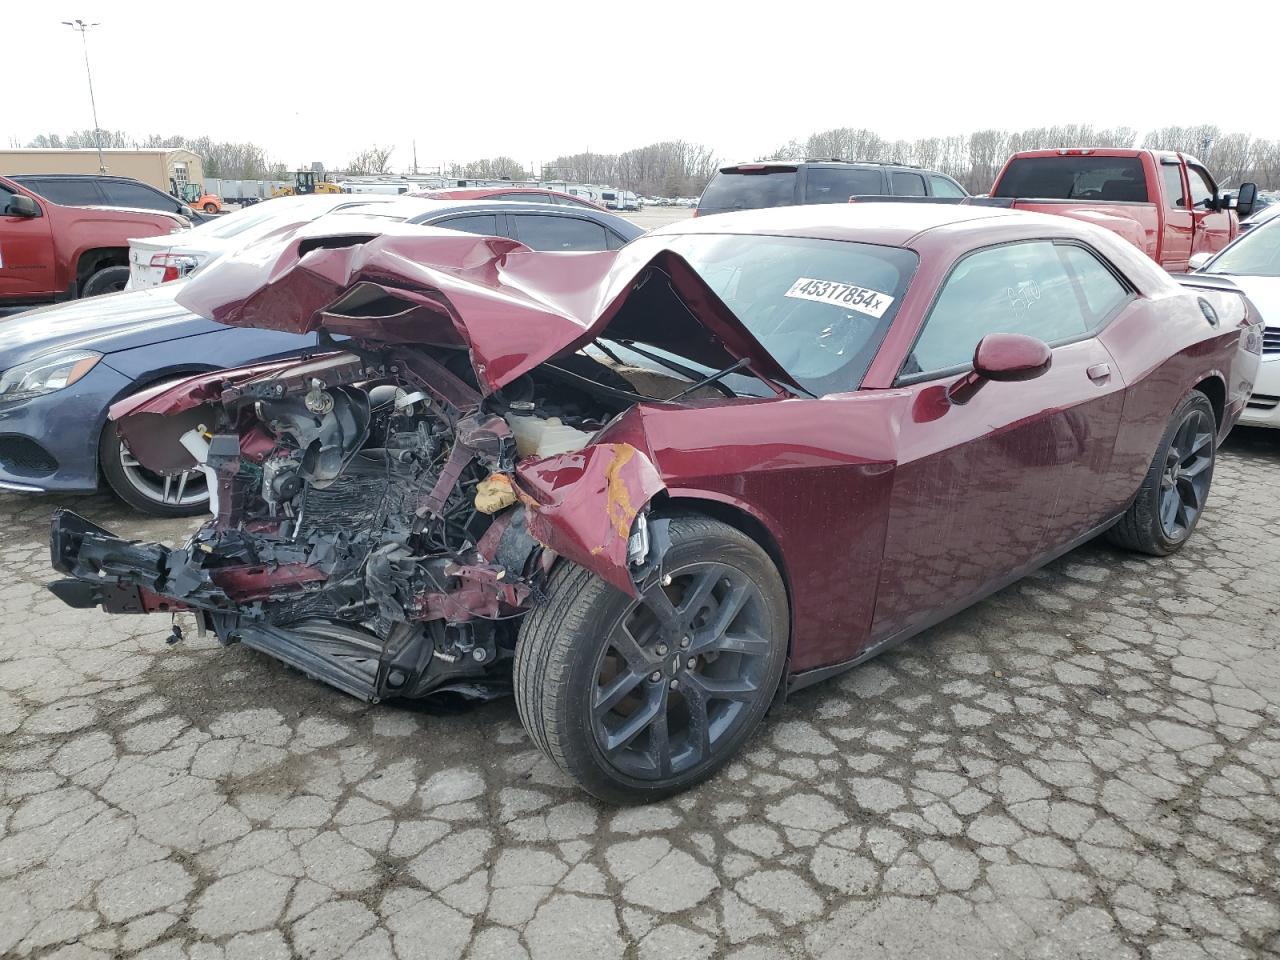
[[62, 19, 105, 173]]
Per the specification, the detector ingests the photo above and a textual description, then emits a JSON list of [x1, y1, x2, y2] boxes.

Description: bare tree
[[345, 145, 395, 176], [446, 156, 528, 180]]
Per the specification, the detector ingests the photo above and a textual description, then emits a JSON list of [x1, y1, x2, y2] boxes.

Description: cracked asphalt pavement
[[1, 428, 1278, 960]]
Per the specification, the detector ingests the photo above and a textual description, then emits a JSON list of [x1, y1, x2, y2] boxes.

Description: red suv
[[0, 175, 188, 309]]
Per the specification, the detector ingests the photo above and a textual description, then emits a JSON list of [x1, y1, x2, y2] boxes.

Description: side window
[[33, 178, 103, 206], [804, 167, 884, 203], [512, 214, 609, 251], [100, 180, 175, 211], [929, 175, 967, 198], [435, 214, 500, 236], [904, 241, 1091, 377], [892, 172, 926, 197], [1188, 166, 1216, 209], [1160, 163, 1187, 208], [1057, 245, 1131, 329], [606, 230, 628, 250], [499, 192, 551, 203]]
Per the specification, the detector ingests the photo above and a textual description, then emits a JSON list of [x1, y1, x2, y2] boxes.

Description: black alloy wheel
[[590, 561, 774, 781], [1158, 405, 1214, 540]]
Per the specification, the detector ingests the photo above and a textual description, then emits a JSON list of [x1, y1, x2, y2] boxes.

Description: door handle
[[1087, 362, 1111, 383]]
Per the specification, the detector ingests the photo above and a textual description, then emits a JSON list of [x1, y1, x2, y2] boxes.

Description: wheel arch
[[1191, 373, 1226, 429], [95, 365, 221, 478], [649, 490, 795, 654], [74, 247, 130, 291]]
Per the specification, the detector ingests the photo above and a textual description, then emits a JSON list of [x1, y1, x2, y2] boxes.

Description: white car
[[1192, 215, 1280, 428], [125, 195, 399, 289]]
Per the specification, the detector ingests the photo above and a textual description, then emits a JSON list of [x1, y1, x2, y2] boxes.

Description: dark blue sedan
[[0, 199, 642, 515]]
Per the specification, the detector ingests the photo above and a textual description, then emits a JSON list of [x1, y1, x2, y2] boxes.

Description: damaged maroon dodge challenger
[[47, 204, 1261, 803]]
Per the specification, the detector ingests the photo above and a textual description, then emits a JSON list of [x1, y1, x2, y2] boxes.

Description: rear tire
[[515, 515, 788, 804], [80, 265, 130, 298], [1107, 390, 1216, 556], [203, 202, 218, 213]]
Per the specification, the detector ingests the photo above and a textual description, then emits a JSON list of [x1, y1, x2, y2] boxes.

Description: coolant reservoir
[[504, 402, 593, 459]]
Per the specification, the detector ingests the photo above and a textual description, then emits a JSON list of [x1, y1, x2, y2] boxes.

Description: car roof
[[325, 196, 643, 235], [10, 173, 142, 182], [718, 160, 923, 173], [654, 201, 1024, 246]]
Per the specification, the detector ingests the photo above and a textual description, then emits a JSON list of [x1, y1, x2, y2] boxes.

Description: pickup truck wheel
[[80, 265, 130, 298], [1107, 390, 1216, 556], [98, 384, 209, 518], [515, 516, 788, 804]]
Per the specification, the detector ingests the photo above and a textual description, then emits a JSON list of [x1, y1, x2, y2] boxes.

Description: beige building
[[0, 148, 204, 193]]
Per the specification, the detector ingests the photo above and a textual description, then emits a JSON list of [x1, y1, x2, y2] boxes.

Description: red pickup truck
[[988, 149, 1257, 272], [0, 175, 189, 309]]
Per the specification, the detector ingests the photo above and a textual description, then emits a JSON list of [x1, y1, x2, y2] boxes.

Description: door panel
[[0, 188, 56, 298], [872, 345, 1121, 642], [1188, 164, 1232, 258]]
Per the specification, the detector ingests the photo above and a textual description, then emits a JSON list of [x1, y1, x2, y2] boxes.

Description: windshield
[[993, 156, 1149, 202], [618, 233, 918, 395], [698, 169, 797, 213], [1205, 218, 1280, 277]]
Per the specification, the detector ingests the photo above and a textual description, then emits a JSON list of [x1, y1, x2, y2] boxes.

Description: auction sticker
[[784, 278, 894, 318]]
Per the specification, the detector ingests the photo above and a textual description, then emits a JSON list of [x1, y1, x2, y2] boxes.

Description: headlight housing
[[0, 350, 102, 404]]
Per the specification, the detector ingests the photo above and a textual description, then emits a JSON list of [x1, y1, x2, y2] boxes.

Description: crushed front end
[[49, 344, 665, 702]]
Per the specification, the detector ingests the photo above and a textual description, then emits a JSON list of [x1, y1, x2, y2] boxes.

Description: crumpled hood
[[174, 216, 802, 395], [0, 282, 222, 368]]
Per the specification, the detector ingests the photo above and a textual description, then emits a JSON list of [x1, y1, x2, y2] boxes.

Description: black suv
[[695, 159, 968, 216], [7, 174, 209, 223]]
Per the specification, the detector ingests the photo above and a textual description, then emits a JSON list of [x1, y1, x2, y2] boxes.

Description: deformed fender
[[513, 443, 665, 596]]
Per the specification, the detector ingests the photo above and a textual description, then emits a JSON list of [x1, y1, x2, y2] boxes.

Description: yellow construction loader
[[271, 170, 343, 197]]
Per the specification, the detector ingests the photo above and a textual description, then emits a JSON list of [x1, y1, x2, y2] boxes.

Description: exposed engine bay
[[48, 342, 713, 701], [46, 224, 808, 703]]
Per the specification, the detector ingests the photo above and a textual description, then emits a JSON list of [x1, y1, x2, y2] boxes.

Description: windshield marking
[[783, 278, 895, 318]]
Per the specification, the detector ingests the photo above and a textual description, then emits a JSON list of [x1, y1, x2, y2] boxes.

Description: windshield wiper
[[597, 339, 737, 399], [666, 358, 752, 402]]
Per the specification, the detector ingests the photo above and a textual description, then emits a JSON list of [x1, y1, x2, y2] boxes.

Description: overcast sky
[[6, 0, 1277, 173]]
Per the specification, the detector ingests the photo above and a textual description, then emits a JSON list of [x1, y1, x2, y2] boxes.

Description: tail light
[[148, 253, 201, 283], [691, 209, 700, 217]]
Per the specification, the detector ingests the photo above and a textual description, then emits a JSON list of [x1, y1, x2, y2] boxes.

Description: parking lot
[[0, 417, 1276, 958]]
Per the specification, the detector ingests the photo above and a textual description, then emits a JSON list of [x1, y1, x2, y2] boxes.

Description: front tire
[[1107, 389, 1216, 556], [80, 265, 130, 298], [515, 515, 788, 804], [98, 407, 209, 518], [203, 202, 218, 213]]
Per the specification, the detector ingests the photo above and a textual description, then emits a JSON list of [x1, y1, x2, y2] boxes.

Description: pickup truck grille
[[1263, 327, 1280, 354]]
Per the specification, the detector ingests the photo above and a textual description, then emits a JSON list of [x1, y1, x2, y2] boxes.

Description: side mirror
[[948, 333, 1052, 404], [4, 194, 39, 218], [179, 205, 195, 218], [1188, 252, 1213, 272], [1236, 182, 1258, 219]]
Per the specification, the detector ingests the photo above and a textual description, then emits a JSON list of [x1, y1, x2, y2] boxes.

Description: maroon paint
[[109, 204, 1259, 679], [515, 443, 667, 596]]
